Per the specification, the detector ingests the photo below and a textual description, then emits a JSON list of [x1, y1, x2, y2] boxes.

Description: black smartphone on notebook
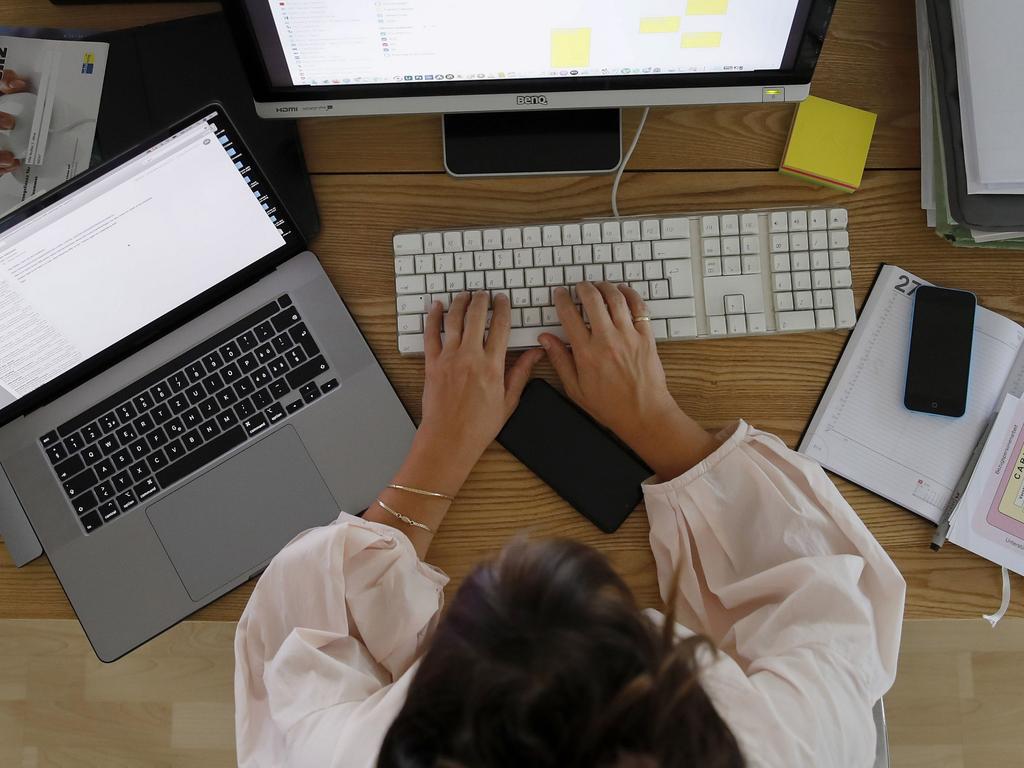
[[498, 380, 652, 533], [904, 285, 976, 417]]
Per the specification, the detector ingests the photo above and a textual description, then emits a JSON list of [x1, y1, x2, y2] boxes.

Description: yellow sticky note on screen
[[640, 17, 681, 33], [687, 0, 728, 15], [551, 29, 591, 68], [780, 96, 877, 193], [682, 31, 722, 48]]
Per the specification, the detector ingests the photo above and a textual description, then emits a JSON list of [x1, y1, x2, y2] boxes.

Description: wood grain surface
[[4, 617, 1023, 766], [2, 0, 1023, 633]]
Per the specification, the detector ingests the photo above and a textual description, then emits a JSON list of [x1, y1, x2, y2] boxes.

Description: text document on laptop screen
[[264, 0, 802, 87], [0, 117, 286, 411]]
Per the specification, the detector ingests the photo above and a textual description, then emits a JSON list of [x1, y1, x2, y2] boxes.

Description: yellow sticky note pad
[[780, 96, 877, 193], [640, 17, 681, 34], [682, 31, 722, 48], [687, 0, 729, 15], [551, 29, 591, 68]]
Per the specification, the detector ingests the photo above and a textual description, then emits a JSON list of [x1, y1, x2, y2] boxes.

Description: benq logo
[[276, 107, 299, 113], [516, 95, 549, 106]]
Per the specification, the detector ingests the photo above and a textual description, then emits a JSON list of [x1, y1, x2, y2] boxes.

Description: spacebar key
[[155, 426, 246, 489]]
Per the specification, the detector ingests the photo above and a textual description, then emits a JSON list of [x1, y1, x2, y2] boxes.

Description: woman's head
[[378, 538, 744, 768]]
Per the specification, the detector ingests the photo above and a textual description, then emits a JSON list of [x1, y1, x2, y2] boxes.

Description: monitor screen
[[245, 0, 814, 89], [0, 115, 288, 416]]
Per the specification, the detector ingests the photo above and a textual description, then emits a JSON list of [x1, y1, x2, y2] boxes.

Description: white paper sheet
[[951, 0, 1024, 194]]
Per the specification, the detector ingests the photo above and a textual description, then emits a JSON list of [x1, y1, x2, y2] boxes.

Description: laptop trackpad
[[147, 426, 340, 602]]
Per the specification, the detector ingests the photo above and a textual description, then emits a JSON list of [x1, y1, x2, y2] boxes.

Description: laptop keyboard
[[38, 295, 338, 534]]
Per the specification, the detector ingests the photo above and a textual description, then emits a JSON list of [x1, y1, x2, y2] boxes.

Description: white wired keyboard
[[392, 207, 856, 355]]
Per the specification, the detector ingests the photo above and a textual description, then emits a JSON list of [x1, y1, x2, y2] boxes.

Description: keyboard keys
[[95, 459, 115, 480], [116, 425, 137, 444], [185, 363, 205, 383], [96, 482, 114, 502], [82, 444, 102, 464], [182, 430, 202, 451], [252, 389, 273, 409], [54, 454, 84, 482], [155, 425, 246, 490], [168, 394, 189, 414], [117, 490, 138, 512], [238, 332, 258, 352], [202, 373, 225, 396], [165, 440, 185, 462], [199, 420, 221, 440], [254, 322, 275, 342], [299, 382, 321, 404], [98, 501, 119, 522], [217, 388, 239, 408], [128, 439, 149, 460], [134, 413, 154, 434], [243, 413, 269, 436], [395, 210, 854, 350], [129, 461, 148, 483], [98, 435, 119, 455], [186, 384, 206, 405], [113, 471, 133, 492], [271, 333, 292, 354], [40, 431, 60, 448], [321, 378, 340, 394], [111, 449, 132, 469], [81, 423, 102, 443], [777, 310, 817, 331], [81, 511, 102, 533], [182, 408, 202, 428], [393, 233, 424, 255], [136, 478, 160, 501], [286, 399, 304, 414], [72, 490, 98, 515], [63, 433, 84, 453], [45, 443, 67, 464], [98, 413, 119, 432], [266, 403, 286, 424], [116, 403, 137, 423], [661, 218, 690, 239], [150, 382, 171, 402]]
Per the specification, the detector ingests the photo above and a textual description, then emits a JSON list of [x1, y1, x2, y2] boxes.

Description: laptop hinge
[[0, 462, 43, 567]]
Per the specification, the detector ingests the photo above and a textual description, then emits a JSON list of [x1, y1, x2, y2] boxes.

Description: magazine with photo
[[0, 35, 108, 216]]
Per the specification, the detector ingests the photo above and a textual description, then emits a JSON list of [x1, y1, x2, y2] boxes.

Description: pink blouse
[[234, 421, 905, 767]]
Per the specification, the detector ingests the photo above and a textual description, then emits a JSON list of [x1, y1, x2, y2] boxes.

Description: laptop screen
[[0, 113, 289, 418]]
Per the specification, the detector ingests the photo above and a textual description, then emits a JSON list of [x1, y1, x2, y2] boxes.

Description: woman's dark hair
[[378, 538, 745, 768]]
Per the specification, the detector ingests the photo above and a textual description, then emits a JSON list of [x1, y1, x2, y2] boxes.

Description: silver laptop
[[0, 105, 415, 661]]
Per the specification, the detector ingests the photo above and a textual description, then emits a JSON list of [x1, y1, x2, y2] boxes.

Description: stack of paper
[[917, 0, 1024, 248]]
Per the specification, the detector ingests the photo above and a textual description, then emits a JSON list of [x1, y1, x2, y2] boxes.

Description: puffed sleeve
[[643, 420, 905, 767], [234, 515, 448, 768]]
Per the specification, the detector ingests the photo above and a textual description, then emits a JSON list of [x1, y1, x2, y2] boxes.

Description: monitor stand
[[442, 109, 622, 178]]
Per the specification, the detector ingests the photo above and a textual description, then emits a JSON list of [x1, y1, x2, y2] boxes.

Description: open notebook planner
[[799, 265, 1024, 524]]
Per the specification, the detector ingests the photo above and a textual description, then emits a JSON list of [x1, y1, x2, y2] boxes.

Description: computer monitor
[[225, 0, 837, 176]]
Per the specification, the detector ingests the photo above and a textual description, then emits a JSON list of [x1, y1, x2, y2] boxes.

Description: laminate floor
[[2, 617, 1023, 767]]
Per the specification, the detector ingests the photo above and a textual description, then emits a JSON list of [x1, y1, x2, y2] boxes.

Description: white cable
[[611, 106, 650, 218]]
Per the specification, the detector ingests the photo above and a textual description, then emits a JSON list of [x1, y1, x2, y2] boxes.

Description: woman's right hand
[[539, 282, 719, 479]]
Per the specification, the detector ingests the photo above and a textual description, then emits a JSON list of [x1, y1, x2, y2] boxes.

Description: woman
[[235, 283, 905, 767]]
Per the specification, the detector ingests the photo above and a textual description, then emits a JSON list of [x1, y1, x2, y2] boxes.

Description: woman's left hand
[[417, 291, 544, 479]]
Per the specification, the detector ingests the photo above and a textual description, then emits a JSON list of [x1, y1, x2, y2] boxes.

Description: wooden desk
[[2, 0, 1021, 625]]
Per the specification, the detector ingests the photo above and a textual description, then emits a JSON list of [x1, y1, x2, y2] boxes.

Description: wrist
[[405, 425, 481, 496], [616, 400, 718, 480]]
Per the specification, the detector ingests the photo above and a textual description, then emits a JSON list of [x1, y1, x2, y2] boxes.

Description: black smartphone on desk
[[498, 380, 652, 533], [904, 285, 977, 417]]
